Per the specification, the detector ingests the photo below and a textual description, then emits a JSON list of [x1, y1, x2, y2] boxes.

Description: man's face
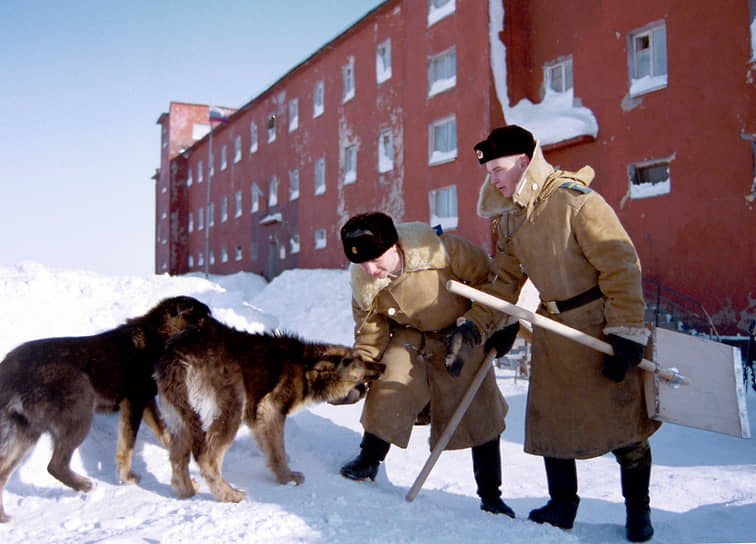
[[485, 153, 530, 197], [359, 244, 401, 279]]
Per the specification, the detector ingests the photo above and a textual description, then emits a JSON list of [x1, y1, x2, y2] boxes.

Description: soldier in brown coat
[[338, 212, 517, 517], [467, 126, 660, 542]]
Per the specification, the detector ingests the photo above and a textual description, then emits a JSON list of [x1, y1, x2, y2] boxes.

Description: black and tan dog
[[0, 296, 211, 522], [155, 318, 385, 502]]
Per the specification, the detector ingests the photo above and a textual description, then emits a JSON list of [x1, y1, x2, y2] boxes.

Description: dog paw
[[118, 469, 142, 485], [218, 487, 246, 503], [278, 471, 304, 486], [0, 511, 10, 523]]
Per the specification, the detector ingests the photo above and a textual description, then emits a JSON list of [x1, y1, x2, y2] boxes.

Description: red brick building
[[156, 0, 756, 334]]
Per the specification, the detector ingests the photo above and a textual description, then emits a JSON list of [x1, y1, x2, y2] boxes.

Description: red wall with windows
[[503, 0, 756, 333]]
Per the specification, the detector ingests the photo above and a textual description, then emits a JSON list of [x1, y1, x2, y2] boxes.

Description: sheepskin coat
[[469, 142, 660, 459], [350, 222, 508, 450]]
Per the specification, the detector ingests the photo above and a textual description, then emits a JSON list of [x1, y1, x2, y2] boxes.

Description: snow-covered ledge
[[489, 1, 599, 147]]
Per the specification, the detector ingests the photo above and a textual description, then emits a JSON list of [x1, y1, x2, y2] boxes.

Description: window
[[198, 207, 204, 230], [750, 0, 756, 59], [188, 255, 194, 268], [221, 196, 228, 222], [428, 0, 455, 27], [209, 151, 214, 177], [342, 58, 355, 102], [209, 250, 215, 265], [234, 135, 242, 163], [289, 168, 299, 200], [162, 125, 167, 148], [290, 234, 300, 254], [187, 166, 193, 187], [428, 115, 457, 165], [198, 160, 204, 183], [250, 121, 258, 153], [279, 245, 286, 260], [267, 115, 276, 143], [221, 248, 228, 263], [376, 39, 392, 83], [197, 252, 204, 266], [428, 47, 456, 97], [344, 145, 357, 185], [429, 185, 458, 231], [251, 182, 262, 213], [544, 56, 573, 94], [289, 98, 298, 132], [161, 203, 167, 219], [314, 228, 327, 249], [628, 158, 672, 199], [313, 80, 324, 118], [628, 22, 668, 96], [220, 145, 227, 171], [378, 129, 394, 173], [315, 157, 326, 195], [234, 190, 242, 218], [269, 175, 279, 207], [235, 246, 243, 261], [188, 211, 194, 233], [208, 202, 215, 226]]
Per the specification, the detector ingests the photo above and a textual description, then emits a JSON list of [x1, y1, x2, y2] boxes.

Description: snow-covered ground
[[0, 262, 753, 543]]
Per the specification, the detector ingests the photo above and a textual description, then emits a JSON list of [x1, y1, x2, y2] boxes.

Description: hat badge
[[351, 246, 358, 255], [476, 149, 484, 160]]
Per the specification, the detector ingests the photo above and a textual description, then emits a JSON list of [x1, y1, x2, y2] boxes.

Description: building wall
[[502, 0, 756, 334], [159, 0, 498, 281]]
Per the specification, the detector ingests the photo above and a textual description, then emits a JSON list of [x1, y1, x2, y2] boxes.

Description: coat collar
[[350, 222, 448, 310]]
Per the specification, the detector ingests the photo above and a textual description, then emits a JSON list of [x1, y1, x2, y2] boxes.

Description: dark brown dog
[[155, 318, 385, 502], [0, 296, 211, 522]]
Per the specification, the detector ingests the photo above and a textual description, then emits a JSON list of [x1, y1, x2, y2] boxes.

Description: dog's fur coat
[[0, 296, 211, 522], [155, 318, 385, 502]]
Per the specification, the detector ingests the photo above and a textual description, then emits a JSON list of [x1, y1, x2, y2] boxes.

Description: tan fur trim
[[603, 326, 651, 346], [350, 222, 448, 311]]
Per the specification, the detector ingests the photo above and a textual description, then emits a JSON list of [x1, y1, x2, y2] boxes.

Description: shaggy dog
[[0, 296, 211, 522], [154, 318, 385, 502]]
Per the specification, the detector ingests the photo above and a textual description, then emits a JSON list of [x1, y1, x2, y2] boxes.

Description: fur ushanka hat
[[340, 212, 399, 263], [474, 125, 536, 164]]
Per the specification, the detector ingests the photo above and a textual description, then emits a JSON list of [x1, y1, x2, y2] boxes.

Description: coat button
[[388, 308, 396, 316]]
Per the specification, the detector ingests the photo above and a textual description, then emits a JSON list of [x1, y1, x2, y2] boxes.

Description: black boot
[[621, 463, 654, 542], [528, 457, 580, 529], [472, 437, 515, 518], [340, 432, 390, 481]]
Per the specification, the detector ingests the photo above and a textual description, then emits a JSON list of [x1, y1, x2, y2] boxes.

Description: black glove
[[328, 383, 368, 405], [484, 322, 520, 358], [602, 333, 645, 382], [443, 322, 482, 377]]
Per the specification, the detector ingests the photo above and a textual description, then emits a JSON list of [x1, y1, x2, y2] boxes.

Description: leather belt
[[543, 285, 603, 315]]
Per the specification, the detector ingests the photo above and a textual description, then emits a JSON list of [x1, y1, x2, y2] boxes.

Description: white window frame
[[235, 246, 243, 261], [428, 47, 456, 97], [188, 211, 194, 233], [314, 157, 326, 195], [290, 234, 301, 254], [221, 195, 228, 222], [344, 145, 357, 185], [269, 175, 279, 207], [197, 252, 204, 266], [250, 121, 258, 153], [428, 0, 455, 27], [267, 114, 276, 143], [221, 247, 228, 263], [429, 185, 458, 231], [234, 190, 243, 218], [198, 207, 204, 230], [314, 228, 327, 249], [187, 166, 193, 187], [628, 21, 668, 96], [289, 98, 299, 132], [313, 80, 324, 118], [188, 255, 194, 268], [544, 55, 573, 94], [208, 202, 215, 227], [628, 156, 673, 199], [342, 58, 355, 103], [251, 182, 261, 213], [234, 135, 242, 163], [378, 128, 394, 173], [220, 145, 227, 171], [376, 39, 392, 83], [428, 115, 457, 165], [289, 168, 300, 201], [209, 250, 215, 265], [198, 160, 204, 183]]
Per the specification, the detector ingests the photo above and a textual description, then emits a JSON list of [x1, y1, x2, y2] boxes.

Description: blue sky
[[0, 0, 384, 276]]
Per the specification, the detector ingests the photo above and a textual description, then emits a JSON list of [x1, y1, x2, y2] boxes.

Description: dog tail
[[0, 396, 29, 457]]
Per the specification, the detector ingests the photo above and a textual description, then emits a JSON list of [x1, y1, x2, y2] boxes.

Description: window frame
[[627, 21, 668, 96], [428, 184, 458, 231], [378, 128, 394, 173], [428, 114, 458, 166], [428, 46, 457, 97], [376, 39, 392, 83], [313, 80, 324, 118], [628, 156, 673, 199]]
